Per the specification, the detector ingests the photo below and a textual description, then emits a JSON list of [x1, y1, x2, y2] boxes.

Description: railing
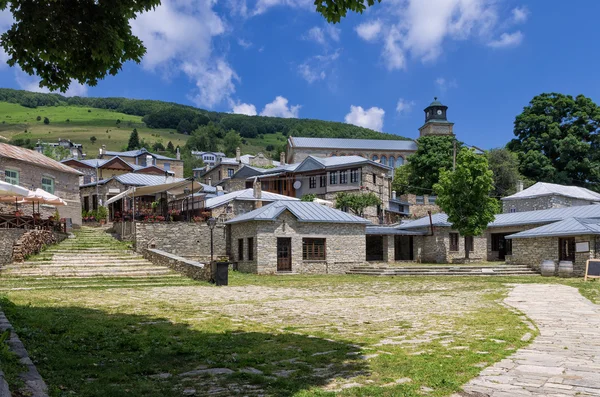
[[0, 214, 66, 232]]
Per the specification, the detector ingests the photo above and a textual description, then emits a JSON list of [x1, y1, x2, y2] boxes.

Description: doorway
[[277, 238, 292, 271], [559, 237, 575, 262], [366, 235, 384, 261], [491, 233, 513, 261], [395, 236, 414, 261]]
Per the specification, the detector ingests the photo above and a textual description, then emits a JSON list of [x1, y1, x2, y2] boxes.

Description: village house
[[35, 138, 84, 160], [227, 201, 370, 274], [0, 143, 83, 225], [501, 182, 600, 213], [191, 151, 226, 167], [62, 157, 170, 185], [98, 146, 184, 178]]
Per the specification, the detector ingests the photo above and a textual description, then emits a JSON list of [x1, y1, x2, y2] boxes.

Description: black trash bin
[[214, 261, 229, 286]]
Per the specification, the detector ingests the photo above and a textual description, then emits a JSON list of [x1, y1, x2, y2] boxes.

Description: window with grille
[[449, 233, 459, 251], [42, 177, 54, 194], [329, 172, 337, 185], [247, 237, 254, 261], [309, 176, 316, 189], [465, 236, 474, 252], [228, 168, 235, 177], [350, 169, 359, 183], [429, 196, 437, 204], [340, 170, 348, 184], [416, 195, 424, 204], [320, 175, 326, 187], [303, 238, 326, 260], [164, 163, 170, 171], [238, 239, 244, 261], [5, 170, 18, 185]]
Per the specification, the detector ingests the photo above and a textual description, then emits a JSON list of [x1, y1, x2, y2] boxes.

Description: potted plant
[[96, 206, 108, 225], [14, 210, 23, 217]]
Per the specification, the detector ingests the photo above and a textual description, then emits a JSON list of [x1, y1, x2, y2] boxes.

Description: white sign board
[[576, 241, 590, 253], [108, 188, 121, 194]]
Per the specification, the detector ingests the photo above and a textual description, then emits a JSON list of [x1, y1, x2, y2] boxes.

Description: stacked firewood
[[12, 231, 57, 263]]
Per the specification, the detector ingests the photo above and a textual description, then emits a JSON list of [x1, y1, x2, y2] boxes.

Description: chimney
[[99, 144, 106, 157], [176, 147, 180, 160], [280, 151, 286, 165], [236, 147, 241, 163], [392, 191, 397, 200], [208, 177, 212, 186], [253, 177, 262, 208], [516, 180, 524, 193], [146, 154, 153, 166]]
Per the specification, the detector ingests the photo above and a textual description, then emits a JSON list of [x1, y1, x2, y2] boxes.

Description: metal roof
[[502, 182, 600, 202], [366, 226, 426, 235], [226, 200, 372, 225], [289, 137, 417, 151], [506, 217, 600, 239], [104, 148, 177, 161], [114, 173, 185, 186], [396, 213, 451, 229], [0, 143, 82, 175], [204, 188, 298, 209], [295, 155, 392, 172]]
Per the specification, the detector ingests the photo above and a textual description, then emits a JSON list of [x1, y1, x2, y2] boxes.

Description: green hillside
[[0, 88, 412, 159]]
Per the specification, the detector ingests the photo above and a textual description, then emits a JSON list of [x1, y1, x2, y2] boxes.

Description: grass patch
[[0, 328, 26, 392]]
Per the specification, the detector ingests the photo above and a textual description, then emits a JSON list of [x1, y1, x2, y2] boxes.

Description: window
[[83, 196, 89, 212], [303, 238, 326, 260], [83, 175, 92, 184], [465, 236, 474, 252], [396, 157, 404, 167], [41, 177, 54, 194], [320, 175, 326, 187], [5, 170, 18, 185], [139, 157, 146, 167], [238, 239, 244, 261], [329, 171, 337, 185], [429, 196, 437, 204], [227, 168, 235, 177], [164, 163, 170, 171], [389, 156, 395, 168], [92, 194, 98, 211], [416, 195, 424, 204], [510, 207, 517, 213], [372, 173, 377, 183], [380, 155, 387, 166], [449, 233, 459, 251], [247, 237, 254, 261], [559, 238, 575, 262], [309, 176, 316, 189], [340, 170, 348, 184], [350, 169, 359, 183], [372, 155, 378, 161]]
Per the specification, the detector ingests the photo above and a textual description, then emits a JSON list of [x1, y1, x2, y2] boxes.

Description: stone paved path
[[455, 284, 600, 397]]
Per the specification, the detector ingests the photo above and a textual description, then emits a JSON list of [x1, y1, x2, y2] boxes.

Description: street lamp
[[206, 217, 217, 263]]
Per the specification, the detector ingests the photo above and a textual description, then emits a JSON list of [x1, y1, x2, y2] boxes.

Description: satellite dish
[[293, 181, 302, 189]]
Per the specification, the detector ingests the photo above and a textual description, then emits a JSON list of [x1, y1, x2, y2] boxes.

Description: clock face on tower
[[436, 109, 443, 115]]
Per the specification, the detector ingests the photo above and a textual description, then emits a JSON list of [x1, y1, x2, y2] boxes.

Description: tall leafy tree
[[335, 192, 381, 217], [127, 128, 140, 150], [223, 130, 242, 157], [507, 93, 600, 189], [407, 135, 460, 194], [434, 148, 499, 259], [486, 148, 523, 197], [166, 141, 175, 153]]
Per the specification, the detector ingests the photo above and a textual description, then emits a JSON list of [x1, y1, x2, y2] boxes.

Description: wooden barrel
[[540, 260, 556, 277], [558, 261, 574, 278]]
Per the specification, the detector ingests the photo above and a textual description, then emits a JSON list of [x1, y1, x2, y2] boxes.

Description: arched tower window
[[380, 155, 387, 166], [389, 156, 395, 168], [372, 155, 378, 161], [396, 157, 405, 167]]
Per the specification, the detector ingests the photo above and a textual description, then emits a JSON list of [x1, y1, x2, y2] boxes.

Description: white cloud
[[305, 27, 326, 45], [297, 50, 340, 83], [325, 24, 341, 42], [253, 0, 312, 16], [383, 26, 405, 70], [0, 9, 14, 67], [435, 77, 458, 92], [355, 20, 382, 42], [304, 24, 341, 46], [396, 98, 415, 114], [131, 0, 237, 108], [260, 96, 301, 118], [511, 6, 529, 23], [15, 70, 88, 97], [231, 101, 258, 116], [487, 31, 523, 48], [344, 105, 385, 132], [238, 38, 252, 49]]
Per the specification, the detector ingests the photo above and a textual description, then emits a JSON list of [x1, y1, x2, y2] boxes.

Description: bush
[[43, 117, 50, 125], [96, 206, 108, 221], [36, 115, 41, 121]]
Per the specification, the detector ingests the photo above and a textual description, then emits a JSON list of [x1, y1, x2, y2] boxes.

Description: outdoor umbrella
[[0, 180, 31, 211]]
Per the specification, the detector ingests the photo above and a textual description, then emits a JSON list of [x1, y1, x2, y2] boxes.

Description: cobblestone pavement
[[455, 284, 600, 397]]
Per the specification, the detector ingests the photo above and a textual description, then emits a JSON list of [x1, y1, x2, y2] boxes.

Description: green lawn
[[0, 103, 189, 154], [2, 274, 597, 396]]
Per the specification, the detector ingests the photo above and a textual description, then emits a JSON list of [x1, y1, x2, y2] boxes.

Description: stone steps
[[2, 268, 174, 277], [347, 264, 540, 276]]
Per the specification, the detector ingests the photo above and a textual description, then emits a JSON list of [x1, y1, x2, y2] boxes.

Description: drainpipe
[[428, 210, 434, 236]]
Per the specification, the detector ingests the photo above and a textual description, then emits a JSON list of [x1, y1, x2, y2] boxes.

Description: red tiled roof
[[0, 143, 82, 175]]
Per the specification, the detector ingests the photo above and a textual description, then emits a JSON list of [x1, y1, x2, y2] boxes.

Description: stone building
[[0, 143, 83, 225], [62, 157, 168, 185], [98, 147, 184, 178], [203, 187, 298, 221], [35, 138, 84, 160], [227, 201, 370, 274], [501, 182, 600, 213]]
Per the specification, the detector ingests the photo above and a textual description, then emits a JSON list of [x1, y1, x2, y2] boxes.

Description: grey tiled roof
[[506, 217, 600, 239], [204, 189, 298, 209], [226, 201, 372, 224], [366, 226, 426, 235], [289, 137, 417, 151], [104, 148, 176, 161], [502, 182, 600, 202], [396, 213, 451, 229], [295, 155, 392, 172], [114, 173, 185, 186]]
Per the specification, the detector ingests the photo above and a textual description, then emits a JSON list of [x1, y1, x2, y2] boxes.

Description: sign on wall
[[576, 241, 590, 253], [108, 188, 121, 194], [585, 259, 600, 281]]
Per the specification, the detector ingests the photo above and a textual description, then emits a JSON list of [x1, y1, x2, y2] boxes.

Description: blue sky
[[1, 1, 600, 150]]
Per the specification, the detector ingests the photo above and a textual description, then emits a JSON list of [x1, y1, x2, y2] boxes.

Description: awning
[[18, 188, 68, 206], [105, 179, 204, 206], [0, 180, 29, 197], [105, 188, 135, 206]]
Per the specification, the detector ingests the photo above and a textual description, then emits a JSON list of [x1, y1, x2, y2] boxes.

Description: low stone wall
[[142, 248, 211, 281], [112, 221, 135, 241], [12, 230, 67, 263], [0, 230, 26, 265], [135, 222, 228, 262]]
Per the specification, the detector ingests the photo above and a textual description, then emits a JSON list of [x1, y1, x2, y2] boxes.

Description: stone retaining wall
[[135, 222, 228, 262], [0, 230, 66, 265], [0, 230, 26, 265], [143, 248, 211, 281]]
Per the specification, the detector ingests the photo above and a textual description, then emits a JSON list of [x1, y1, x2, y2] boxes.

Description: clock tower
[[419, 97, 454, 137]]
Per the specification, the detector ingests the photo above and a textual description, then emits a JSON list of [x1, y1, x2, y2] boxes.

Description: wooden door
[[277, 238, 292, 271], [559, 238, 575, 262]]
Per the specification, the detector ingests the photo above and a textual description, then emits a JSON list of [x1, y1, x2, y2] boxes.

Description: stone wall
[[134, 222, 228, 262], [219, 177, 248, 193], [0, 158, 82, 226], [502, 195, 597, 213], [400, 194, 441, 219], [112, 221, 135, 240], [230, 211, 366, 274], [509, 234, 598, 277], [0, 229, 26, 265], [413, 227, 487, 263], [142, 248, 211, 281]]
